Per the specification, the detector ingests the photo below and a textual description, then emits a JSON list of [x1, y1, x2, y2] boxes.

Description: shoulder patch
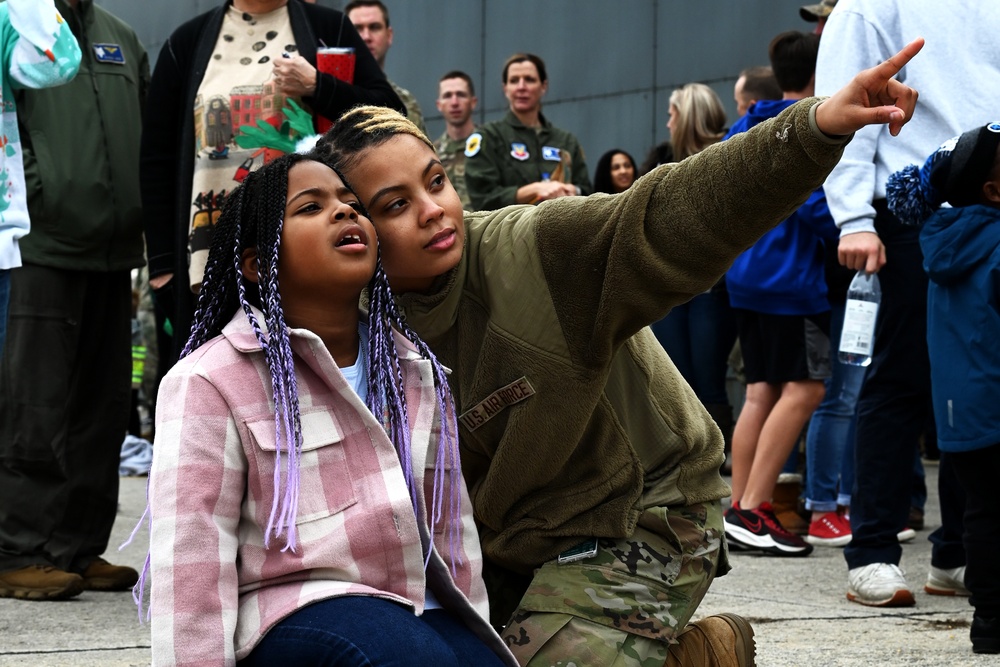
[[464, 132, 482, 157]]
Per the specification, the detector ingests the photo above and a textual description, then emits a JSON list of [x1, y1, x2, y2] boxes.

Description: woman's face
[[503, 61, 547, 117], [276, 160, 377, 311], [609, 153, 635, 193], [667, 104, 679, 136], [339, 134, 466, 293]]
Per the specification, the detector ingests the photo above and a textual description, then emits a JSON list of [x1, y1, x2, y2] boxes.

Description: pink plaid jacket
[[149, 312, 514, 666]]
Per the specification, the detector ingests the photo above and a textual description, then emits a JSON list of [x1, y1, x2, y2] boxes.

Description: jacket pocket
[[246, 408, 358, 526]]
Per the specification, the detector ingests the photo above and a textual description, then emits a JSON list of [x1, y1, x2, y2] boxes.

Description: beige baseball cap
[[800, 0, 838, 21]]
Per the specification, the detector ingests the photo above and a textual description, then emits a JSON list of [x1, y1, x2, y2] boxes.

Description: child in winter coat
[[887, 121, 1000, 655]]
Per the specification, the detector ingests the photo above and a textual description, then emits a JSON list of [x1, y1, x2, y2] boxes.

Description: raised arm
[[533, 41, 924, 361]]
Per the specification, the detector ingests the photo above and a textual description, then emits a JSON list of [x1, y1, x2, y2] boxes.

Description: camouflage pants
[[500, 501, 727, 666]]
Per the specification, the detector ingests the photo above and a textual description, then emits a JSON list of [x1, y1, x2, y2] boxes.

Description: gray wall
[[96, 0, 812, 174]]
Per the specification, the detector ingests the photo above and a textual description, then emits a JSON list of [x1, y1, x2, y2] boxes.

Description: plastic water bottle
[[838, 271, 881, 366]]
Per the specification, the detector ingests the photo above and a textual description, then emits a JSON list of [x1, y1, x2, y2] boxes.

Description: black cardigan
[[140, 0, 403, 361]]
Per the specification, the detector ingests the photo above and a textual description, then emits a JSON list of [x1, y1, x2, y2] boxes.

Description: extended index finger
[[870, 37, 925, 82]]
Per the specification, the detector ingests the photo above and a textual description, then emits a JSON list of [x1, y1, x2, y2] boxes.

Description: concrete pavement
[[0, 464, 990, 666]]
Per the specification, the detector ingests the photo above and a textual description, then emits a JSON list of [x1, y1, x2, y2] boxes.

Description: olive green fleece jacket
[[397, 99, 848, 574]]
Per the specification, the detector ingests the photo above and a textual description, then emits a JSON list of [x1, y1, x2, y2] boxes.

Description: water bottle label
[[839, 300, 878, 355]]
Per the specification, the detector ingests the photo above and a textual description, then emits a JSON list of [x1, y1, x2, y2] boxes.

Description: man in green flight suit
[[465, 53, 592, 212]]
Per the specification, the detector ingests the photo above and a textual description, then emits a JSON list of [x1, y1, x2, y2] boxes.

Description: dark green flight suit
[[465, 110, 592, 212]]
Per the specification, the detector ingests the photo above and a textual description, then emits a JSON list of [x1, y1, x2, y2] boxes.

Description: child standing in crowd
[[887, 122, 1000, 655], [318, 40, 922, 667], [0, 0, 80, 361], [142, 153, 514, 666]]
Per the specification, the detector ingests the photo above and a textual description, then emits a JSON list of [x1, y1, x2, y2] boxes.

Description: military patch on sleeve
[[465, 132, 482, 157], [92, 43, 126, 64], [458, 376, 535, 431]]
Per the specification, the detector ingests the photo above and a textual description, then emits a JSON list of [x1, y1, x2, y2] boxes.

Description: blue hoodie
[[921, 204, 1000, 452], [724, 100, 838, 315]]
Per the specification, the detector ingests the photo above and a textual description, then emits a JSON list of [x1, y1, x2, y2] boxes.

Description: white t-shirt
[[338, 323, 369, 403]]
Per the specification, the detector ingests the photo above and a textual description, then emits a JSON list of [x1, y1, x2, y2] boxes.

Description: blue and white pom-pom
[[886, 163, 938, 226], [886, 136, 957, 226]]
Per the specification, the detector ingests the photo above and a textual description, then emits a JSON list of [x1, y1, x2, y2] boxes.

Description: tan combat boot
[[81, 557, 139, 591], [664, 613, 756, 666], [0, 565, 84, 601]]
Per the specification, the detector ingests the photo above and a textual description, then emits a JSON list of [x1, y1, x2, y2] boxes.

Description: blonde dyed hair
[[668, 83, 727, 161], [315, 105, 434, 173]]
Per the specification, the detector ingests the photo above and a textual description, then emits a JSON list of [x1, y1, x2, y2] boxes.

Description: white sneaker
[[847, 563, 916, 607], [897, 527, 917, 543], [925, 565, 971, 596]]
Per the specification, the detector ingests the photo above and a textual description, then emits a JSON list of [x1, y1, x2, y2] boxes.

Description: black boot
[[972, 615, 1000, 654]]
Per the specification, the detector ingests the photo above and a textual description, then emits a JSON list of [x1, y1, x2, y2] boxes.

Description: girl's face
[[609, 153, 635, 193], [339, 134, 465, 293], [277, 160, 377, 310]]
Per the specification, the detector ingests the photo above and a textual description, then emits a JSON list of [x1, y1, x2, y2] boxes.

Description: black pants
[[845, 201, 966, 570], [0, 265, 132, 573], [951, 443, 1000, 619]]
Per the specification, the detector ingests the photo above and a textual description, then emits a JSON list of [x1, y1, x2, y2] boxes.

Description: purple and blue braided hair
[[125, 152, 463, 619]]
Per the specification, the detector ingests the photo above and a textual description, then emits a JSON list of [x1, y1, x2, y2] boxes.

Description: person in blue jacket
[[887, 121, 1000, 655], [722, 31, 837, 558]]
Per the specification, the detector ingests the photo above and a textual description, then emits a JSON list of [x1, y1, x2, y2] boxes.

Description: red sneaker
[[806, 509, 852, 547]]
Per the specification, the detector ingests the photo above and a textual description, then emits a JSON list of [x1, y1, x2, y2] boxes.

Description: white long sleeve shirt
[[815, 0, 1000, 236]]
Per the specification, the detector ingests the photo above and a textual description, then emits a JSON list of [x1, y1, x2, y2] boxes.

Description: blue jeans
[[804, 301, 864, 512], [651, 284, 736, 405], [0, 269, 9, 361], [239, 596, 504, 667]]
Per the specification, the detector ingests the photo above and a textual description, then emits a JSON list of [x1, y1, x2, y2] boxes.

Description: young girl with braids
[[143, 152, 515, 666], [316, 41, 923, 667]]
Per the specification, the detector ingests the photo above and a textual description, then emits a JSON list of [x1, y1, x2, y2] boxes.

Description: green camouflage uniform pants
[[500, 501, 728, 666]]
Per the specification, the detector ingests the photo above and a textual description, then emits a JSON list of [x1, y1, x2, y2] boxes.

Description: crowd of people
[[0, 0, 997, 663]]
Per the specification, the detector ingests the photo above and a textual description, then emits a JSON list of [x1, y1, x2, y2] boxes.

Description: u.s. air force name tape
[[458, 376, 535, 431]]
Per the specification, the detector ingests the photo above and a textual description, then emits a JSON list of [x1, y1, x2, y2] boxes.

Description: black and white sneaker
[[724, 501, 814, 557]]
